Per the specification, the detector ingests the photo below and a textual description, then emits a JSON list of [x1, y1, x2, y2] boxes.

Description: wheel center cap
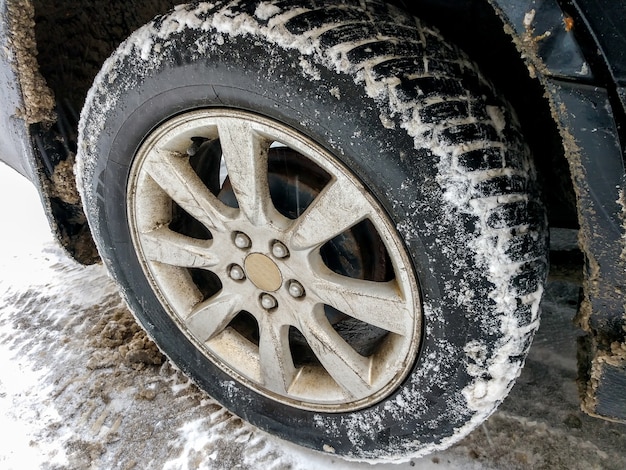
[[244, 253, 282, 292]]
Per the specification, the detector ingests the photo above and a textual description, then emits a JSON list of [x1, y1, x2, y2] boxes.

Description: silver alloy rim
[[127, 109, 421, 412]]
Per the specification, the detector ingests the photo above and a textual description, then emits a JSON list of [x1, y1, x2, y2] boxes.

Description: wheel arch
[[0, 0, 180, 264]]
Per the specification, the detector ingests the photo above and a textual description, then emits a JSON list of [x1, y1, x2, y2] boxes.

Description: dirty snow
[[2, 163, 626, 468], [6, 0, 56, 124]]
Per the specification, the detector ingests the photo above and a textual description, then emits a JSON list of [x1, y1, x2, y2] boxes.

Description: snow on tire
[[76, 0, 547, 462]]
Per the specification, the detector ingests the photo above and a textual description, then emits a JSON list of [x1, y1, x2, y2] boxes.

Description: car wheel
[[77, 0, 547, 461]]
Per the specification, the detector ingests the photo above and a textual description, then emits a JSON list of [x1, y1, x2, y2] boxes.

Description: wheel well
[[30, 0, 577, 258], [394, 0, 577, 229], [32, 1, 181, 113]]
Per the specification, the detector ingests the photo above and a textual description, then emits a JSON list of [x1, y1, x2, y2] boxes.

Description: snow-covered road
[[1, 163, 624, 469]]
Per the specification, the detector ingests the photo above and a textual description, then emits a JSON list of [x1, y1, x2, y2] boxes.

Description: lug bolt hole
[[288, 280, 305, 298], [260, 293, 278, 311], [229, 264, 246, 281], [271, 241, 289, 259], [234, 232, 252, 249]]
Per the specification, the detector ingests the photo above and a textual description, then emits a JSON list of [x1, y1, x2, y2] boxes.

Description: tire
[[77, 0, 547, 462]]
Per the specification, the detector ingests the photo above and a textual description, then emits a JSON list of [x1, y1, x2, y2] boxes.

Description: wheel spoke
[[143, 148, 235, 232], [185, 292, 242, 342], [289, 178, 372, 251], [129, 109, 421, 409], [310, 269, 410, 336], [258, 316, 296, 394], [299, 307, 373, 398], [140, 226, 218, 268], [217, 120, 271, 226]]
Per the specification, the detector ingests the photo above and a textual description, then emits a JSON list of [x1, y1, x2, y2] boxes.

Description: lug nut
[[187, 136, 208, 156], [229, 265, 245, 281], [288, 280, 305, 298], [234, 232, 251, 249], [271, 241, 289, 259], [260, 293, 278, 310]]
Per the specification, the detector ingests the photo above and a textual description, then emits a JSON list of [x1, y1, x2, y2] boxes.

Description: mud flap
[[548, 80, 626, 423], [578, 334, 626, 423], [31, 103, 99, 265]]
